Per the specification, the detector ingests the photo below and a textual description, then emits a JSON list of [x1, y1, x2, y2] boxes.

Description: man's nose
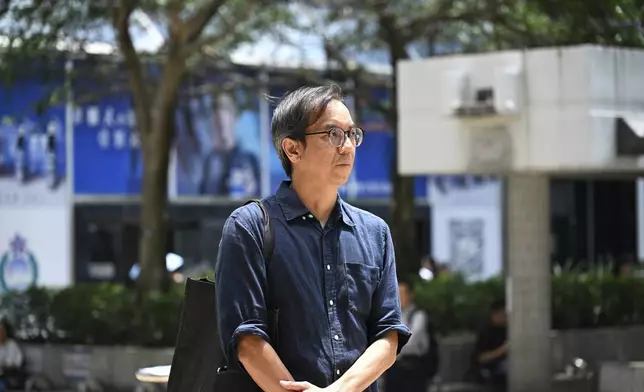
[[338, 133, 355, 153]]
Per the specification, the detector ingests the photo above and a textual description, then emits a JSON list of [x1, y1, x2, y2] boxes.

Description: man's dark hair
[[270, 84, 344, 177]]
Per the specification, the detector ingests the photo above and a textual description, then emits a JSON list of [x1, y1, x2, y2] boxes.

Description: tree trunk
[[128, 36, 185, 292], [113, 3, 209, 294], [391, 173, 418, 278], [136, 112, 173, 293], [389, 60, 419, 279]]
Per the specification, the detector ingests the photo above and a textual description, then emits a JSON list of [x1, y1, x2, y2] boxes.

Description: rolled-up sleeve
[[215, 207, 270, 368], [367, 224, 412, 353]]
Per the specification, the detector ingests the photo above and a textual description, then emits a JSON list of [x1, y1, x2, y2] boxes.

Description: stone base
[[599, 362, 644, 392]]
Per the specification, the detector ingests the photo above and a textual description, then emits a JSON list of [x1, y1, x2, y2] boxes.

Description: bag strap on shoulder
[[242, 199, 274, 264]]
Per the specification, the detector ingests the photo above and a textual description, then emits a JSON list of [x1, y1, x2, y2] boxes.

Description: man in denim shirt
[[215, 84, 411, 392]]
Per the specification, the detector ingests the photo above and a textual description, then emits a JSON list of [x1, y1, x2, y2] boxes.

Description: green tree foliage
[[458, 0, 644, 50]]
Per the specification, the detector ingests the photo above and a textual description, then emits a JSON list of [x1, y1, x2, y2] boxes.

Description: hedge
[[0, 272, 642, 346]]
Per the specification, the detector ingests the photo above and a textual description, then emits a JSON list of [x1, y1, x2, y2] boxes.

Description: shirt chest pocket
[[344, 262, 381, 317]]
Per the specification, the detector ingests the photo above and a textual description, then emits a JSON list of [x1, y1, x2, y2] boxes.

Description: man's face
[[295, 100, 356, 186], [398, 283, 411, 310]]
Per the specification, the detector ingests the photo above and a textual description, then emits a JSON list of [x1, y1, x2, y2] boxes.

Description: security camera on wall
[[440, 67, 523, 118]]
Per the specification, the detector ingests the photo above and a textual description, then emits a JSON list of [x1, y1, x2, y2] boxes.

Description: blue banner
[[73, 95, 142, 195], [0, 78, 67, 206], [174, 87, 261, 199], [354, 87, 427, 199]]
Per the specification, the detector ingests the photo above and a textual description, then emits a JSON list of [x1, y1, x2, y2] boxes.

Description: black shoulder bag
[[166, 199, 275, 392]]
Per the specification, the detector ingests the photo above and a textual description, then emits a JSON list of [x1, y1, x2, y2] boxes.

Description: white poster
[[449, 217, 485, 277], [0, 208, 71, 292], [0, 80, 72, 292], [430, 176, 502, 281], [0, 110, 71, 292], [638, 179, 644, 262]]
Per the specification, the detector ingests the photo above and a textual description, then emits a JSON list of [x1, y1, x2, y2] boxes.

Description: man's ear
[[281, 138, 302, 163]]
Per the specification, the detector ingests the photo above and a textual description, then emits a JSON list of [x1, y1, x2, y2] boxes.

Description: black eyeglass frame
[[305, 126, 364, 147]]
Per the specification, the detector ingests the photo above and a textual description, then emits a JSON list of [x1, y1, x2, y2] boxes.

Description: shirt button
[[334, 334, 339, 341], [308, 214, 313, 218], [302, 216, 306, 220], [336, 369, 341, 375], [329, 300, 334, 306], [326, 265, 331, 271]]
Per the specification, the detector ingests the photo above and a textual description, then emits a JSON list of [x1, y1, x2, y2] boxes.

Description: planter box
[[599, 361, 644, 392], [20, 326, 644, 390], [437, 326, 644, 383], [22, 344, 174, 390]]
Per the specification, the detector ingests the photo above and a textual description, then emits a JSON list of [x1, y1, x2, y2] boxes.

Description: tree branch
[[113, 0, 152, 134], [323, 39, 360, 77], [369, 2, 409, 61], [181, 0, 227, 44], [307, 39, 392, 122], [404, 1, 494, 42], [181, 28, 230, 58], [0, 0, 10, 16]]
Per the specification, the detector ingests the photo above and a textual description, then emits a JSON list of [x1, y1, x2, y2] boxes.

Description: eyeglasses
[[305, 126, 364, 148]]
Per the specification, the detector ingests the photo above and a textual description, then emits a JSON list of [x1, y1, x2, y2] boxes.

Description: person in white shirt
[[0, 319, 24, 391]]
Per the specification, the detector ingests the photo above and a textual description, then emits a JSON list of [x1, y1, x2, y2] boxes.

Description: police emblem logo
[[0, 234, 38, 292]]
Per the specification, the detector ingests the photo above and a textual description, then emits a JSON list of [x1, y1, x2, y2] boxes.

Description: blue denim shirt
[[215, 181, 411, 390]]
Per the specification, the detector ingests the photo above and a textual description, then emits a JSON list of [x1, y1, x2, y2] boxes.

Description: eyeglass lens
[[329, 127, 363, 147]]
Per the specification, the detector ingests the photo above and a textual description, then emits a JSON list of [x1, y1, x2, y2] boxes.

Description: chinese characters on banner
[[73, 96, 143, 195]]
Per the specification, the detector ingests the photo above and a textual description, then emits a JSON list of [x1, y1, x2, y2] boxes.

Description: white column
[[637, 179, 644, 261], [506, 174, 551, 392]]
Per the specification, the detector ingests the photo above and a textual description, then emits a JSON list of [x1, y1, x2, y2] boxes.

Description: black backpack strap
[[242, 199, 274, 264]]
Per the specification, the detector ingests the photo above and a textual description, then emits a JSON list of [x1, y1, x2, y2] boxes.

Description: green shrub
[[0, 272, 642, 346], [413, 274, 505, 335], [415, 273, 644, 335], [0, 283, 185, 347]]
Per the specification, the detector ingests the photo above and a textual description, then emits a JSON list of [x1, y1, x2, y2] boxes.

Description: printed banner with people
[[0, 79, 68, 206], [174, 86, 262, 199], [0, 75, 72, 293]]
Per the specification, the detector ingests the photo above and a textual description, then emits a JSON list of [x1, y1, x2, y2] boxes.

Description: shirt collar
[[276, 180, 355, 227]]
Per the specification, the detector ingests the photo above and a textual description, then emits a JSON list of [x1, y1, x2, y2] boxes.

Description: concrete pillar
[[506, 174, 551, 392]]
